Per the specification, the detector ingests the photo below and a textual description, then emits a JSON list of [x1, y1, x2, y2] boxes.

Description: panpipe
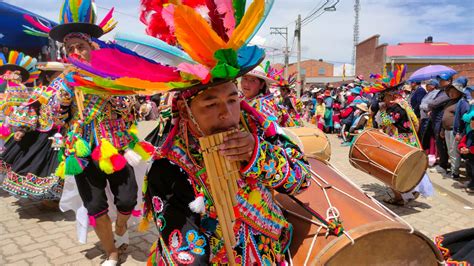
[[199, 130, 240, 265]]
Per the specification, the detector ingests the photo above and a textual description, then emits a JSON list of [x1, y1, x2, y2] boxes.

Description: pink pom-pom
[[91, 145, 101, 161], [110, 154, 127, 172]]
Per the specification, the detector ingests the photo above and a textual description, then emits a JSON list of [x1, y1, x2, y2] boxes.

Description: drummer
[[375, 67, 434, 205]]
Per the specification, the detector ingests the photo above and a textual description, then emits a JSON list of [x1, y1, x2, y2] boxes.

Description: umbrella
[[408, 65, 457, 82], [0, 2, 57, 50]]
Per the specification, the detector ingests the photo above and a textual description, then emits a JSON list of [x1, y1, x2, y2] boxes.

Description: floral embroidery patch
[[152, 196, 164, 213], [167, 229, 207, 264]]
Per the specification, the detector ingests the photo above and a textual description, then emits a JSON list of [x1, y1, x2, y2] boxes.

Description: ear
[[176, 99, 190, 121]]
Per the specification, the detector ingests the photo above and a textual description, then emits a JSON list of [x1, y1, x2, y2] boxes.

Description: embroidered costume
[[144, 101, 310, 265], [0, 51, 68, 200]]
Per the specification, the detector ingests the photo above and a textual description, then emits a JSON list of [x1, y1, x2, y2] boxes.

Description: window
[[318, 67, 326, 76]]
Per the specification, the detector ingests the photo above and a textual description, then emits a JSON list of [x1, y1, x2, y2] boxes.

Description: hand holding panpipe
[[199, 130, 241, 266]]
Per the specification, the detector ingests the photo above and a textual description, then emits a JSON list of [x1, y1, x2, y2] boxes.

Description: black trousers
[[75, 159, 138, 217]]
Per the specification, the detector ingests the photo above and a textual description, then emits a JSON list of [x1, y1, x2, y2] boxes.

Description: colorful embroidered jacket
[[144, 102, 311, 265], [246, 94, 299, 128], [54, 76, 154, 177], [379, 100, 419, 147]]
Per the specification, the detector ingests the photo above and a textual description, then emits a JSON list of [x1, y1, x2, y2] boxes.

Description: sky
[[3, 0, 474, 74]]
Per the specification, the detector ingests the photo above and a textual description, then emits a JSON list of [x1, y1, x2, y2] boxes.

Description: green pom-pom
[[65, 155, 85, 176], [74, 137, 91, 157]]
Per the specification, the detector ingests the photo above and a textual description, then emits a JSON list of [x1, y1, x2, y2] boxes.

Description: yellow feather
[[174, 5, 226, 67], [226, 0, 265, 50]]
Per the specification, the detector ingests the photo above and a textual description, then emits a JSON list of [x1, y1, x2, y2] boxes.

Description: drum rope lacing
[[329, 163, 415, 234]]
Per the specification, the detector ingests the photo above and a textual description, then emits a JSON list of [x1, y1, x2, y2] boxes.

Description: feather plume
[[233, 0, 246, 26], [206, 0, 228, 42], [227, 0, 264, 50], [98, 7, 114, 28], [23, 14, 51, 33], [246, 0, 274, 45], [8, 51, 18, 66], [173, 5, 225, 67], [215, 0, 235, 35], [178, 62, 211, 82], [70, 0, 79, 22], [115, 31, 194, 66], [0, 53, 6, 65], [161, 4, 175, 32]]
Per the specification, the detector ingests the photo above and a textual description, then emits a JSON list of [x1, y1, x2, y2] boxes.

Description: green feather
[[71, 0, 79, 22], [233, 0, 247, 26]]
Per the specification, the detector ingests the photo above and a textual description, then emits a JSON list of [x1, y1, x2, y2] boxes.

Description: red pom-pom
[[91, 145, 101, 161], [139, 141, 156, 155], [110, 154, 127, 172]]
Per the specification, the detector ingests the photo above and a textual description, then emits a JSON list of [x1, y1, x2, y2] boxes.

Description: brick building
[[356, 35, 474, 84], [272, 59, 334, 78]]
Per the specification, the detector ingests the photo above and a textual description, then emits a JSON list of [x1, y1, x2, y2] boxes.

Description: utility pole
[[295, 14, 302, 97], [270, 27, 289, 79]]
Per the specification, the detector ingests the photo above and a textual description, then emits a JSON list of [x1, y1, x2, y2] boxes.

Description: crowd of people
[[0, 0, 473, 265], [298, 73, 474, 197]]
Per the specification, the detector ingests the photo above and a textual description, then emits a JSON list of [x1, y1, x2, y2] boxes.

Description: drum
[[275, 158, 443, 265], [283, 126, 331, 161], [348, 128, 428, 193]]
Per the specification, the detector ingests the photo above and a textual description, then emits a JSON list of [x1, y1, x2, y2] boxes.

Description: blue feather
[[246, 0, 275, 46], [15, 53, 24, 66], [0, 53, 7, 65], [78, 0, 91, 23], [238, 45, 264, 68], [92, 38, 166, 66], [114, 32, 195, 66]]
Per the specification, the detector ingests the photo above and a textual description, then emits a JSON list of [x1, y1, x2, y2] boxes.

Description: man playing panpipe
[[143, 79, 311, 265]]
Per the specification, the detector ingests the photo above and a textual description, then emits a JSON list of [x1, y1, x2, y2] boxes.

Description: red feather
[[206, 0, 229, 42], [183, 0, 207, 8]]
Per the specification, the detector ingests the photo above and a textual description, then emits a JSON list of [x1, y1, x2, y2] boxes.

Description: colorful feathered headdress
[[363, 64, 407, 94], [264, 62, 296, 89], [23, 0, 117, 42], [67, 0, 274, 95], [0, 51, 40, 83]]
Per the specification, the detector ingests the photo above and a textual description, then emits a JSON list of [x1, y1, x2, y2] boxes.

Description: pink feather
[[23, 14, 51, 33], [161, 5, 175, 32], [88, 48, 181, 82], [98, 8, 114, 28], [215, 0, 235, 35], [177, 62, 211, 83]]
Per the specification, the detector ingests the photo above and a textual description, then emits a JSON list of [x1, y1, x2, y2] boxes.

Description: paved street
[[1, 130, 473, 265]]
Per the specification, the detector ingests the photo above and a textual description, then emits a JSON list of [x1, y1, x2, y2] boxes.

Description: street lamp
[[324, 0, 339, 12]]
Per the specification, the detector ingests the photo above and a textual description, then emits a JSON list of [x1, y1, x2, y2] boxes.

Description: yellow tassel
[[99, 159, 115, 175], [128, 123, 138, 136], [138, 217, 150, 232], [100, 138, 118, 159], [133, 144, 151, 161], [55, 161, 66, 179]]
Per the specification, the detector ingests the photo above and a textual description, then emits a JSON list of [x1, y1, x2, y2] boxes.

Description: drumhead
[[283, 126, 331, 161], [319, 222, 443, 265], [394, 149, 428, 192]]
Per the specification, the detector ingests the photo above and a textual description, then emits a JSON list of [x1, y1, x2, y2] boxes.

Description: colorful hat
[[363, 64, 407, 94], [0, 51, 40, 83], [22, 0, 117, 43], [245, 65, 276, 85], [67, 0, 273, 95]]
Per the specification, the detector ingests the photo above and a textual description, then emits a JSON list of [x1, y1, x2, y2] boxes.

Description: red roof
[[386, 42, 474, 57]]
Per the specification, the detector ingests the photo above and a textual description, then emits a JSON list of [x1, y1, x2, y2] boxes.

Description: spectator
[[428, 73, 453, 174], [458, 117, 474, 193], [410, 81, 427, 118], [442, 81, 465, 179]]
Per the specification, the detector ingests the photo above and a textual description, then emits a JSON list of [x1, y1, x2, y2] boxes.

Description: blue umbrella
[[408, 65, 457, 82], [0, 2, 57, 50]]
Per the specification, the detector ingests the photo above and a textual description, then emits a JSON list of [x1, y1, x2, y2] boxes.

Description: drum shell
[[348, 129, 428, 192], [283, 126, 331, 161], [275, 158, 442, 265]]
